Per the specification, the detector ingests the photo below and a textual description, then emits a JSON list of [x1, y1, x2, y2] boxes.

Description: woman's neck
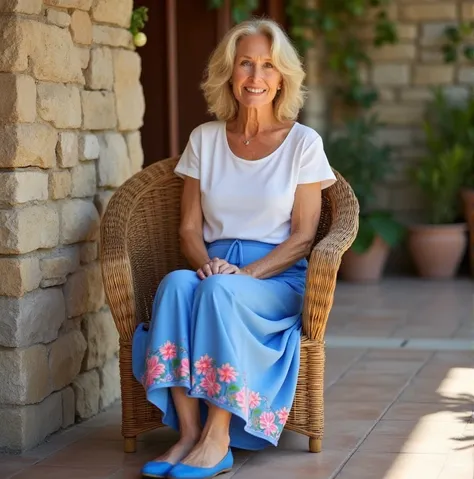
[[234, 106, 278, 137]]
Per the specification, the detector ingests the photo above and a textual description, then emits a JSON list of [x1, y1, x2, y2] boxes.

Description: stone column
[[0, 0, 144, 452]]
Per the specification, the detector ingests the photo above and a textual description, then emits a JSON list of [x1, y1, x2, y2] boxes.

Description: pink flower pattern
[[217, 363, 238, 383], [159, 341, 177, 360], [259, 412, 278, 436], [143, 341, 289, 441]]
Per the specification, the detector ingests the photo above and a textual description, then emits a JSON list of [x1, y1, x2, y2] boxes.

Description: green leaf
[[442, 44, 458, 63], [367, 212, 405, 247], [352, 217, 376, 253], [171, 359, 181, 368], [228, 385, 240, 393], [463, 45, 474, 61], [207, 0, 225, 8], [445, 26, 462, 44]]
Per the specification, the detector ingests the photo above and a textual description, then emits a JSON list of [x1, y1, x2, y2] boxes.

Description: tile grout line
[[327, 351, 437, 479], [324, 348, 369, 390]]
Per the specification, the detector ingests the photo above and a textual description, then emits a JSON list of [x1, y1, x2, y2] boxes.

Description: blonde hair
[[201, 18, 306, 122]]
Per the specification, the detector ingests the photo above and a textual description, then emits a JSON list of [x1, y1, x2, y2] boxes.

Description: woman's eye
[[241, 60, 251, 66], [264, 62, 274, 68]]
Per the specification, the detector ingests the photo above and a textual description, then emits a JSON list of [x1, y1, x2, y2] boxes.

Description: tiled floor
[[1, 279, 473, 478]]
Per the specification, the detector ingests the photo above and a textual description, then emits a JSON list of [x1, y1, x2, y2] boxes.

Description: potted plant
[[326, 115, 405, 282], [408, 97, 469, 278]]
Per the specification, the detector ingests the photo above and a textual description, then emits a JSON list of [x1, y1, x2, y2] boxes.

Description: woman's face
[[231, 34, 282, 109]]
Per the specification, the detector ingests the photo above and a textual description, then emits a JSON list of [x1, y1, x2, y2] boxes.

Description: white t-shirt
[[174, 121, 336, 245]]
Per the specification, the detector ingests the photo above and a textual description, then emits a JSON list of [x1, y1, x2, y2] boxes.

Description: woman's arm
[[179, 177, 211, 270], [240, 183, 323, 279]]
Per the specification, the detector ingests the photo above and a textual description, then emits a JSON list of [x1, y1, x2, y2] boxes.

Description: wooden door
[[135, 0, 286, 166]]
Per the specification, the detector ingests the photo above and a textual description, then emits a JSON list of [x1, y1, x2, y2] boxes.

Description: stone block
[[59, 199, 100, 244], [400, 4, 457, 21], [0, 0, 42, 14], [414, 65, 454, 85], [98, 132, 131, 187], [0, 344, 50, 405], [57, 131, 79, 168], [72, 370, 100, 419], [0, 256, 42, 297], [0, 171, 48, 205], [459, 67, 474, 84], [0, 73, 36, 124], [80, 133, 100, 160], [0, 392, 62, 452], [44, 0, 92, 10], [421, 22, 456, 47], [71, 163, 97, 198], [0, 288, 65, 348], [400, 88, 433, 103], [0, 123, 57, 168], [49, 170, 72, 200], [0, 17, 29, 73], [375, 127, 425, 148], [63, 262, 104, 317], [61, 386, 75, 428], [371, 104, 425, 126], [126, 131, 144, 174], [92, 24, 133, 49], [94, 190, 114, 218], [85, 47, 113, 90], [81, 91, 117, 130], [420, 49, 444, 63], [378, 88, 396, 102], [46, 8, 71, 27], [41, 277, 66, 287], [463, 2, 474, 20], [82, 309, 119, 370], [372, 64, 410, 85], [40, 246, 80, 280], [49, 330, 87, 391], [99, 356, 120, 409], [70, 10, 92, 45], [80, 242, 98, 264], [113, 49, 144, 130], [368, 44, 416, 62], [37, 83, 82, 129], [0, 205, 59, 254], [28, 20, 84, 84], [91, 0, 132, 28], [76, 46, 90, 69]]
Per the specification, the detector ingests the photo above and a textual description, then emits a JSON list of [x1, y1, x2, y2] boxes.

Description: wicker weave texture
[[100, 157, 359, 448]]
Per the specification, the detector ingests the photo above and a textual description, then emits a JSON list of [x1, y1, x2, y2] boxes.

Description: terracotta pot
[[408, 223, 467, 279], [339, 235, 390, 282]]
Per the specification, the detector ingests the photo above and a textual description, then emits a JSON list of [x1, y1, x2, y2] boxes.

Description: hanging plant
[[441, 22, 474, 63], [130, 6, 149, 47]]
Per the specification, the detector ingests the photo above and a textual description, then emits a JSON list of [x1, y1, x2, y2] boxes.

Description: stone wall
[[0, 0, 144, 452], [304, 0, 474, 224]]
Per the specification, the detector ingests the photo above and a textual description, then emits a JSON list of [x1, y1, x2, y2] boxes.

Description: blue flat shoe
[[141, 460, 174, 478], [168, 449, 233, 479]]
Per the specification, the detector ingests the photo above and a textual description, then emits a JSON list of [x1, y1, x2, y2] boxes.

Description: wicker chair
[[100, 157, 359, 455]]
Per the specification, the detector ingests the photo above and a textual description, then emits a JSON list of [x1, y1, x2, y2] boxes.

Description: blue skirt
[[132, 239, 307, 450]]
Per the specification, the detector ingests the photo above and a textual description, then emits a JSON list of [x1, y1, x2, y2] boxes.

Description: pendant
[[243, 140, 250, 146]]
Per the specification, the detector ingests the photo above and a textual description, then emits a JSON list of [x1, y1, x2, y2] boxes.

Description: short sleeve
[[174, 128, 200, 180], [297, 134, 337, 189]]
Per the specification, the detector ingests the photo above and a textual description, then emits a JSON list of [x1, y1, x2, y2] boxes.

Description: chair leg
[[124, 437, 137, 453], [309, 437, 322, 453]]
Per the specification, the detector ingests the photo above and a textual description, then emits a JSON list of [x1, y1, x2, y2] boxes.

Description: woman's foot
[[153, 435, 200, 465], [180, 434, 230, 468]]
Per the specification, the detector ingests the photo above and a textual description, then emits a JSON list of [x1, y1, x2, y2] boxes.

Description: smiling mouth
[[244, 87, 266, 94]]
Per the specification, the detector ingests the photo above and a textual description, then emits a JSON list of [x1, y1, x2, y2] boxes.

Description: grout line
[[327, 351, 436, 479], [324, 349, 369, 390]]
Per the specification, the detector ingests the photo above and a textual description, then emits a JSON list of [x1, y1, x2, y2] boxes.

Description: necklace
[[243, 139, 251, 146]]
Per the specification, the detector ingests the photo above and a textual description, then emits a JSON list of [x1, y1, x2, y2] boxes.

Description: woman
[[133, 18, 336, 479]]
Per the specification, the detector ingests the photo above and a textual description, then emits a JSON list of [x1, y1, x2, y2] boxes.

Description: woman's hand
[[197, 257, 230, 280]]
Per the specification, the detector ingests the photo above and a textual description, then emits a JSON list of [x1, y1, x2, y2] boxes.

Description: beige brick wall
[[0, 0, 143, 452], [304, 0, 474, 223]]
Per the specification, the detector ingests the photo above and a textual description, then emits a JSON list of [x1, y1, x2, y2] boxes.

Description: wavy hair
[[201, 19, 307, 122]]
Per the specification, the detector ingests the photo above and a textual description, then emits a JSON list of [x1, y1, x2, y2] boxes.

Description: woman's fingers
[[196, 269, 206, 280], [202, 263, 213, 277], [219, 265, 240, 275]]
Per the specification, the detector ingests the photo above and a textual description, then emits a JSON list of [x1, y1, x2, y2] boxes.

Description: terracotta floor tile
[[336, 370, 411, 387], [335, 452, 446, 479], [325, 384, 403, 402], [349, 360, 423, 375], [362, 350, 432, 361], [0, 460, 31, 479], [383, 401, 471, 423], [359, 419, 466, 454], [398, 377, 474, 403], [232, 448, 350, 479], [11, 465, 119, 479], [325, 402, 389, 422]]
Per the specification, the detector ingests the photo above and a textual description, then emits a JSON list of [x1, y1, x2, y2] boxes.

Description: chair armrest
[[302, 173, 359, 340]]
